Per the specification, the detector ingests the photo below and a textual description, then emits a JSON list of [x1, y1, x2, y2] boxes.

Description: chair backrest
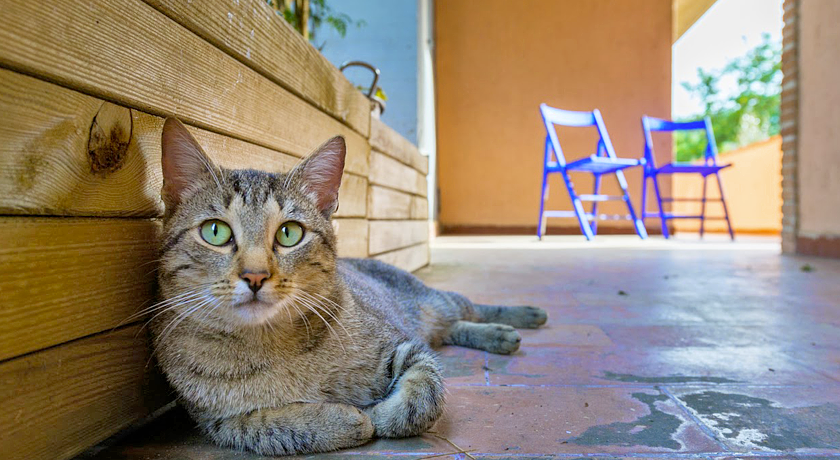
[[641, 115, 719, 168], [540, 104, 618, 167]]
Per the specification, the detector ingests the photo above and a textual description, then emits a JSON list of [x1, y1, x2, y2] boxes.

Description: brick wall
[[780, 0, 799, 253]]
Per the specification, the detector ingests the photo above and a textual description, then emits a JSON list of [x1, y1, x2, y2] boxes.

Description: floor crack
[[660, 385, 730, 452]]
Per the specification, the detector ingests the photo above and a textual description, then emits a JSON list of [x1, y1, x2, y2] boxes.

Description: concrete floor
[[87, 235, 840, 459]]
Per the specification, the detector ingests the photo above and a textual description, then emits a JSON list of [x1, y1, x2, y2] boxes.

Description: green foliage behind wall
[[676, 34, 781, 162]]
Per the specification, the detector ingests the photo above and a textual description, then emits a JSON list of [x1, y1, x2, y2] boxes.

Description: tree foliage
[[675, 34, 781, 162], [267, 0, 364, 50]]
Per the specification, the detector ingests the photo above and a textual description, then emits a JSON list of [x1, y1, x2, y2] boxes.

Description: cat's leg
[[444, 320, 522, 354], [473, 304, 548, 329], [365, 341, 445, 438], [198, 402, 374, 456], [440, 291, 547, 329]]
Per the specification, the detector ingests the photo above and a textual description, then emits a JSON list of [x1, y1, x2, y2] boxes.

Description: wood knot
[[88, 102, 132, 175]]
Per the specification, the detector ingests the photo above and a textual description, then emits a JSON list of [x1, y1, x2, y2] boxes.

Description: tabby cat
[[151, 118, 547, 456]]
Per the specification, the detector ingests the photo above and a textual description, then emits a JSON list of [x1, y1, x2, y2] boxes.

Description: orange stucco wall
[[798, 0, 840, 239], [435, 0, 672, 233], [672, 136, 782, 235]]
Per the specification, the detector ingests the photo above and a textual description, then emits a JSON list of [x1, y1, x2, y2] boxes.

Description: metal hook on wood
[[339, 60, 380, 98]]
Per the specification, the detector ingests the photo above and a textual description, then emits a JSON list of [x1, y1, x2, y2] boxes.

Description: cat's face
[[157, 118, 345, 329]]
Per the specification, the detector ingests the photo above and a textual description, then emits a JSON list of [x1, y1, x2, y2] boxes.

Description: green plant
[[676, 34, 781, 162], [267, 0, 365, 49]]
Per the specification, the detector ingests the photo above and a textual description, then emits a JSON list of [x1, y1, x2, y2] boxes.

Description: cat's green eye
[[200, 220, 232, 246], [276, 221, 304, 247]]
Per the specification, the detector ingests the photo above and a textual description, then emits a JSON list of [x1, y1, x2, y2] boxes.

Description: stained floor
[[84, 235, 840, 460]]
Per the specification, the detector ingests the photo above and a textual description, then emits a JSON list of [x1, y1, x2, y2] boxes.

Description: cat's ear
[[292, 136, 346, 216], [160, 118, 221, 209]]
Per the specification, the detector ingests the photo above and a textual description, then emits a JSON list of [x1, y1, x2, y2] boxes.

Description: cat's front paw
[[364, 345, 445, 439], [347, 407, 376, 444], [365, 381, 444, 438]]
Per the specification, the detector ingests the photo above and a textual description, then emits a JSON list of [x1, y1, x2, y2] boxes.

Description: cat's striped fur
[[151, 118, 547, 456]]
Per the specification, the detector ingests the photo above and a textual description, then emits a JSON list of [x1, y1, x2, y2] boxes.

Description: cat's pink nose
[[240, 271, 270, 293]]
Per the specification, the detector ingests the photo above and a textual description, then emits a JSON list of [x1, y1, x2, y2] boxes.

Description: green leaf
[[676, 35, 780, 162]]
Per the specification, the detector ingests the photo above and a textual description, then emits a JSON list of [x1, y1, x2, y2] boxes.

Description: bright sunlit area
[[673, 0, 783, 156]]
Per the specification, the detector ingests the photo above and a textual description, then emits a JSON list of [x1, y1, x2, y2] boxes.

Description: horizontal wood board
[[0, 68, 367, 217], [0, 0, 369, 177], [144, 0, 370, 135]]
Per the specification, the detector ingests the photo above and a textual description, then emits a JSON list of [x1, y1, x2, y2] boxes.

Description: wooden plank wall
[[0, 0, 424, 458], [368, 119, 431, 272]]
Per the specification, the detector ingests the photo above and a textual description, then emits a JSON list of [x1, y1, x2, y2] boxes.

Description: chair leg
[[700, 175, 708, 238], [615, 169, 647, 240], [641, 172, 648, 223], [537, 170, 549, 240], [651, 173, 669, 239], [714, 172, 735, 240], [591, 174, 602, 236], [560, 170, 595, 240]]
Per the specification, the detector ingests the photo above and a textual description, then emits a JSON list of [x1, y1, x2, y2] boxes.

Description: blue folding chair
[[641, 116, 734, 240], [537, 104, 648, 240]]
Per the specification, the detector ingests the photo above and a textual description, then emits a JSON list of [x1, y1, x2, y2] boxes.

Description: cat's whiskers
[[296, 289, 353, 341], [262, 310, 281, 336], [297, 290, 344, 323], [140, 290, 210, 324], [126, 289, 202, 320], [304, 289, 348, 313], [294, 292, 346, 353], [138, 294, 211, 338], [143, 295, 218, 370], [186, 298, 225, 344], [138, 257, 168, 277], [156, 295, 217, 347], [156, 298, 211, 343], [120, 288, 209, 329], [287, 301, 312, 341], [272, 284, 299, 326], [140, 290, 206, 315], [282, 297, 295, 325]]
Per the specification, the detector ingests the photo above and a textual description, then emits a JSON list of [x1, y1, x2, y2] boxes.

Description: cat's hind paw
[[474, 304, 548, 329], [508, 305, 548, 329], [481, 323, 522, 354]]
